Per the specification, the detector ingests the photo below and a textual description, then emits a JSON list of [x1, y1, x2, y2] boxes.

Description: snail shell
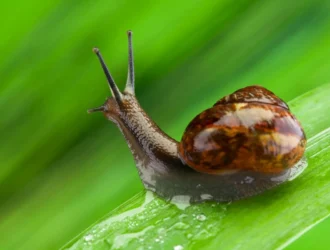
[[179, 86, 306, 174]]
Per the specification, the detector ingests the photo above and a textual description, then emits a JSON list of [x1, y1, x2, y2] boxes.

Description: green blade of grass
[[62, 83, 330, 250]]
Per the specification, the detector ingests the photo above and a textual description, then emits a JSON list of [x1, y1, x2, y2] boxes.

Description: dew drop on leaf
[[174, 245, 184, 250], [196, 214, 207, 221], [83, 233, 94, 242]]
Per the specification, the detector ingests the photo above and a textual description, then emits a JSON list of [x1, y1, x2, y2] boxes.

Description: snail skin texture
[[89, 31, 307, 203]]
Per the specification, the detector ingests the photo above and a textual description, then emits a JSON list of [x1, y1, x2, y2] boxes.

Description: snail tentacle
[[87, 105, 105, 113], [93, 47, 123, 103], [124, 30, 135, 95]]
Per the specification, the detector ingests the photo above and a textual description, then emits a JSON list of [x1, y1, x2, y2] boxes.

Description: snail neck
[[105, 94, 181, 173]]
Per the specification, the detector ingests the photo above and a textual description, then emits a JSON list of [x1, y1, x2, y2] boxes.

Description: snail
[[88, 31, 307, 203]]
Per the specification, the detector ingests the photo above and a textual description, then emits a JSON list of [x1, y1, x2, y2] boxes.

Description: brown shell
[[214, 85, 289, 109], [178, 86, 306, 174]]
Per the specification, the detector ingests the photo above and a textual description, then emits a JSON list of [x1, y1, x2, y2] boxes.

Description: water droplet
[[174, 245, 184, 250], [200, 194, 213, 200], [244, 176, 254, 184], [194, 229, 212, 240], [138, 215, 145, 220], [171, 195, 191, 210], [173, 222, 189, 230], [179, 214, 187, 220], [196, 214, 207, 221], [84, 233, 94, 242], [155, 238, 160, 242], [158, 228, 166, 236], [196, 184, 202, 189]]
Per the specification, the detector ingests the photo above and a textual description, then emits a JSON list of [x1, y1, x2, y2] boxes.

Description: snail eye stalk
[[125, 30, 135, 94], [92, 47, 122, 103]]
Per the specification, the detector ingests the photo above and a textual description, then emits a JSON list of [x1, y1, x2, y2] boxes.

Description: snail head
[[88, 31, 135, 118]]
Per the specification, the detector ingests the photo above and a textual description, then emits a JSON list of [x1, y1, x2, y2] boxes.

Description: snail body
[[89, 31, 307, 203]]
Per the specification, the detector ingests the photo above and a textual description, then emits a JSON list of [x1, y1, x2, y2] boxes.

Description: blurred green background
[[1, 0, 330, 249]]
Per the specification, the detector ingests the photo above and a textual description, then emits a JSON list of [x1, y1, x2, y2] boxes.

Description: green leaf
[[62, 83, 330, 250]]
